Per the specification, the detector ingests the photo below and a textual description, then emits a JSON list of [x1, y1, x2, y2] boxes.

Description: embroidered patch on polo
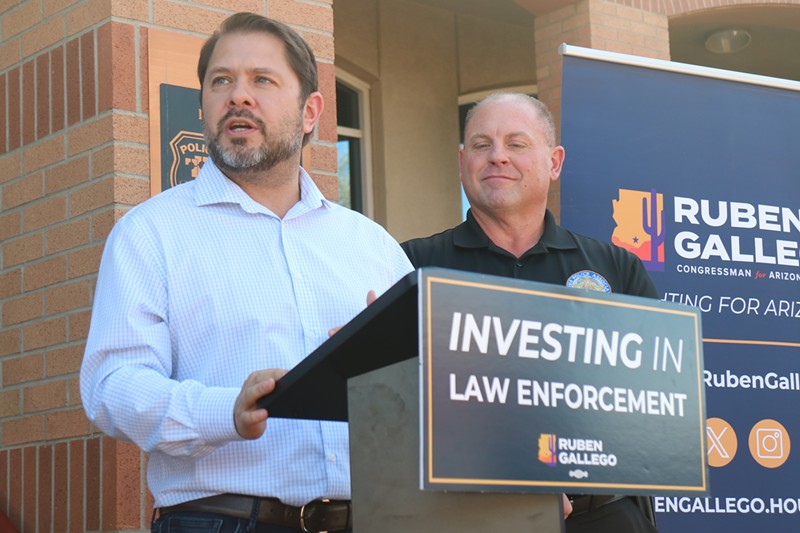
[[566, 270, 612, 293]]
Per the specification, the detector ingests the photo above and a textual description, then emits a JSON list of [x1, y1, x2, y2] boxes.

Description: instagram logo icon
[[749, 419, 791, 468], [755, 428, 783, 459]]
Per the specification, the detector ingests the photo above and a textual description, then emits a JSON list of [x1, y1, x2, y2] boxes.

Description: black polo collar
[[453, 209, 578, 256]]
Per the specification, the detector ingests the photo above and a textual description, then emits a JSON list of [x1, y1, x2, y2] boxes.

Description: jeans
[[152, 510, 353, 533]]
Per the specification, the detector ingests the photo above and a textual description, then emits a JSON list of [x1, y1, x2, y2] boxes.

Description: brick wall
[[0, 1, 334, 531]]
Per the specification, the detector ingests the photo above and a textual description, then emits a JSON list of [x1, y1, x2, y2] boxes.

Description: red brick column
[[0, 2, 335, 532]]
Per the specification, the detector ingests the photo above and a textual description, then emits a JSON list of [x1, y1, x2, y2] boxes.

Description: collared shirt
[[81, 159, 413, 507], [402, 209, 657, 297]]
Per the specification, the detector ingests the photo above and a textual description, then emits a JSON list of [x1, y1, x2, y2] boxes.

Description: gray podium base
[[348, 358, 563, 533]]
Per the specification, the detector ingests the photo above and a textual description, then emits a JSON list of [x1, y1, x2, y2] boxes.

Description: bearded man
[[81, 13, 412, 533]]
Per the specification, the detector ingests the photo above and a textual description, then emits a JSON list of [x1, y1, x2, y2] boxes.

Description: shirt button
[[515, 262, 523, 268], [329, 453, 337, 462]]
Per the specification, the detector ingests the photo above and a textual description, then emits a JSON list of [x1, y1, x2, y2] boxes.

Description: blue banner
[[559, 48, 800, 531]]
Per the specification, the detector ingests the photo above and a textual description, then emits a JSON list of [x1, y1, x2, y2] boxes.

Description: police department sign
[[158, 84, 205, 192], [168, 131, 207, 188]]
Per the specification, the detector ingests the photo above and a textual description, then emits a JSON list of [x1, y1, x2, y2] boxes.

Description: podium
[[260, 267, 707, 530], [348, 359, 562, 531], [259, 269, 564, 532]]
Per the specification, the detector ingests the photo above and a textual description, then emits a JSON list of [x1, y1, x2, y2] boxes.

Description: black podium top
[[257, 270, 419, 421]]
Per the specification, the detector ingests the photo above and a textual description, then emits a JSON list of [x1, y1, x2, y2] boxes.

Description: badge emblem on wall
[[168, 131, 208, 188]]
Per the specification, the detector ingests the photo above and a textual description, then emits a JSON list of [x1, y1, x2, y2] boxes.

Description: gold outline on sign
[[423, 275, 708, 492], [704, 338, 800, 347]]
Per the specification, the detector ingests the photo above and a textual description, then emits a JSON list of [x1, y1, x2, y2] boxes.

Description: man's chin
[[207, 134, 302, 176], [222, 137, 259, 150], [218, 157, 269, 175], [215, 144, 266, 167], [479, 195, 523, 212]]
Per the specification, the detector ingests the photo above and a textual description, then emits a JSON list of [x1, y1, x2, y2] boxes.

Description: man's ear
[[302, 91, 324, 135], [550, 145, 566, 182], [458, 147, 465, 184]]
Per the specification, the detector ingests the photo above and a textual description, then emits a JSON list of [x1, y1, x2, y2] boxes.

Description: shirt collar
[[193, 158, 331, 217], [454, 209, 577, 254], [452, 210, 491, 248]]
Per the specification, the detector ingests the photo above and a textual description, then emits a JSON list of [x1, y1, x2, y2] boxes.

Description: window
[[336, 73, 373, 215]]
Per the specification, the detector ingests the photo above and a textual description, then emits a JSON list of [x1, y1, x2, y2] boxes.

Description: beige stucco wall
[[335, 0, 537, 242], [333, 0, 380, 78], [457, 14, 537, 95], [373, 0, 461, 242]]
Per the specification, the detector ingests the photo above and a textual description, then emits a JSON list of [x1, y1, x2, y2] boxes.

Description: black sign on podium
[[419, 269, 708, 496]]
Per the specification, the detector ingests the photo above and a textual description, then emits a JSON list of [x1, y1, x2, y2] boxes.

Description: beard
[[205, 108, 303, 178]]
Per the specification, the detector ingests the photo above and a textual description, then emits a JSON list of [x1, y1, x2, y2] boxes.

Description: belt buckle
[[299, 498, 330, 533]]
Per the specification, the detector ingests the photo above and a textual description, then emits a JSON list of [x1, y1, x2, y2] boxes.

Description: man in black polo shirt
[[402, 92, 659, 533]]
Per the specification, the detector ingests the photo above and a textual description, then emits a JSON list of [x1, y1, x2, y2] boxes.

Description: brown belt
[[159, 494, 352, 532], [569, 494, 626, 516]]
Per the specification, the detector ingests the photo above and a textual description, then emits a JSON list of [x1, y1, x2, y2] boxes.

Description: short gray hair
[[464, 93, 557, 147]]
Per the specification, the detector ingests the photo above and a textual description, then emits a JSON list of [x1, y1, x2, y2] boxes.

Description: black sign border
[[422, 272, 708, 494]]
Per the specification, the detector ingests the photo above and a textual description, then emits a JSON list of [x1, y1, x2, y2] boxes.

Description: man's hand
[[328, 290, 378, 337], [562, 494, 573, 519], [365, 289, 378, 305], [234, 369, 288, 439]]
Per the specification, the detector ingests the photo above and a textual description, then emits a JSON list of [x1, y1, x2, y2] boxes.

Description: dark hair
[[197, 13, 319, 143]]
